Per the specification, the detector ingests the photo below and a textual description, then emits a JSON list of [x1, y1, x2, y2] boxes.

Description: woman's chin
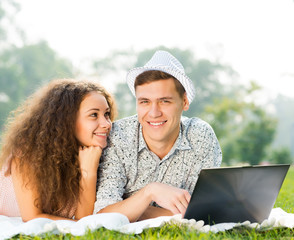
[[93, 142, 107, 149]]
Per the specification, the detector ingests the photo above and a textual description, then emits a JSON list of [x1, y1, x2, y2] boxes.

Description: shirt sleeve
[[94, 144, 127, 213], [202, 122, 222, 167], [185, 119, 222, 194]]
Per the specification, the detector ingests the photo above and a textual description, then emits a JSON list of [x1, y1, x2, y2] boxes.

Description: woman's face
[[75, 91, 112, 148]]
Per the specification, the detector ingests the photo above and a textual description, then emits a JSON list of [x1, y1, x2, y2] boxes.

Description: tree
[[268, 147, 293, 165], [271, 95, 294, 157], [0, 1, 75, 134], [92, 48, 278, 166], [237, 108, 276, 165], [203, 82, 277, 165], [92, 46, 238, 119], [0, 41, 74, 131]]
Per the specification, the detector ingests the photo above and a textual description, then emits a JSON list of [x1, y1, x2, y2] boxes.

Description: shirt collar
[[138, 125, 148, 152], [174, 122, 192, 151], [138, 121, 192, 153]]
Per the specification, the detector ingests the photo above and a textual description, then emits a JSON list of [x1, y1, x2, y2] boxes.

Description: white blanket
[[1, 208, 294, 240]]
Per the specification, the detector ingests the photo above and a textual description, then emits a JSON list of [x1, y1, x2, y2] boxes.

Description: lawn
[[13, 166, 294, 240]]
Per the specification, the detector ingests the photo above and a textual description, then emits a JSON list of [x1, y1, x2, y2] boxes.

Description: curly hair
[[0, 79, 116, 216]]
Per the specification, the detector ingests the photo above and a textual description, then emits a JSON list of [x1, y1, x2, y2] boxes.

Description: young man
[[94, 51, 222, 222]]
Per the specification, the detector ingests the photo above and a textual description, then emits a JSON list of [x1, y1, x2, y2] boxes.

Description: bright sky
[[16, 0, 294, 100]]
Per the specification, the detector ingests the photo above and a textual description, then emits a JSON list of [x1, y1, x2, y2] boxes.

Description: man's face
[[135, 78, 189, 148]]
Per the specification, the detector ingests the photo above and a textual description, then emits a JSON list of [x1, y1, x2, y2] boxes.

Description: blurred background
[[0, 0, 293, 165]]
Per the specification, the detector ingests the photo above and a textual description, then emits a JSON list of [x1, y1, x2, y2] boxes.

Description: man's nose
[[148, 103, 162, 118]]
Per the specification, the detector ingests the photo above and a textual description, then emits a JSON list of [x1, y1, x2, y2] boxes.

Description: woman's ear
[[183, 93, 189, 111]]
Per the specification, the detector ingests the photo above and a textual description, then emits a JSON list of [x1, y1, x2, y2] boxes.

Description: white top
[[0, 166, 20, 217]]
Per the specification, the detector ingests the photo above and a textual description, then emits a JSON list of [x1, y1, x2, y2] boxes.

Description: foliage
[[268, 147, 293, 165], [0, 41, 74, 131], [203, 82, 277, 165], [92, 46, 238, 119], [93, 47, 280, 165], [12, 168, 294, 240], [236, 108, 277, 165], [271, 95, 294, 157], [0, 1, 75, 134], [114, 82, 137, 118]]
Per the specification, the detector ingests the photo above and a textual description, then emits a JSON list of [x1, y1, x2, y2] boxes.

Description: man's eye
[[140, 100, 148, 104]]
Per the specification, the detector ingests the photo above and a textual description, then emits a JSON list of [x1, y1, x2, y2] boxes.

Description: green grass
[[274, 166, 294, 213], [12, 167, 294, 240]]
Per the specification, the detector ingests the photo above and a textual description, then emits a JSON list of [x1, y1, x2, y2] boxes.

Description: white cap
[[126, 50, 196, 103]]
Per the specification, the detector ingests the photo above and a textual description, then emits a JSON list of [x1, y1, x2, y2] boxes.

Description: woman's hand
[[75, 146, 102, 219], [78, 146, 102, 177]]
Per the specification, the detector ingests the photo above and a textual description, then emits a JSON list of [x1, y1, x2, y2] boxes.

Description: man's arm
[[94, 144, 127, 214], [203, 123, 222, 167], [138, 206, 173, 221], [95, 118, 191, 222], [183, 118, 222, 194], [96, 145, 191, 222], [97, 182, 190, 222]]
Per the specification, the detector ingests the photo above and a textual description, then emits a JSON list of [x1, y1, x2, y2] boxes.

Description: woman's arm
[[11, 161, 73, 222], [12, 145, 102, 222], [75, 146, 102, 220]]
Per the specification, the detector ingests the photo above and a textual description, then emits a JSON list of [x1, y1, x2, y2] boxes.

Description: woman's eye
[[105, 112, 111, 118], [90, 113, 98, 117]]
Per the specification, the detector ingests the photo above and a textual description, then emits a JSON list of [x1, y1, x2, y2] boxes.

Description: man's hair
[[134, 70, 186, 98]]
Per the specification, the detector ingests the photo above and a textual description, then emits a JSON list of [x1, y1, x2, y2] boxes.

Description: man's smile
[[147, 120, 167, 126]]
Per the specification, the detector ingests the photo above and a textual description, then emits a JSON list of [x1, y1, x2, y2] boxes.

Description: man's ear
[[183, 93, 189, 111]]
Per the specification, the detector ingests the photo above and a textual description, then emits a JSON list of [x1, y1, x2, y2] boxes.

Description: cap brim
[[126, 66, 196, 103]]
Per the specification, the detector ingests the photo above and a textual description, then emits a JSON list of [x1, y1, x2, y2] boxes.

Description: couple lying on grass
[[0, 51, 222, 222]]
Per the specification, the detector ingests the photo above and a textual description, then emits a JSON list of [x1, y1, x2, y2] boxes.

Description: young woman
[[0, 79, 116, 221]]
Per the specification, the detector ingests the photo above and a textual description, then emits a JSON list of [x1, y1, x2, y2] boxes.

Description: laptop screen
[[184, 164, 290, 224]]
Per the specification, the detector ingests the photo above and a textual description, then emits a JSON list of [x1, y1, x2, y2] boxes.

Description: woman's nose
[[99, 116, 111, 129]]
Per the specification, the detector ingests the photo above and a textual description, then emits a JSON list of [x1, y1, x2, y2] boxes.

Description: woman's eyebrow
[[86, 108, 100, 112], [86, 107, 110, 112]]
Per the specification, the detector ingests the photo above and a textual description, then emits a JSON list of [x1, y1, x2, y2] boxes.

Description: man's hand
[[145, 182, 191, 217]]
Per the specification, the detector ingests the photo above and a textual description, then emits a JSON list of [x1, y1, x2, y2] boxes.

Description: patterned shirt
[[94, 115, 222, 213]]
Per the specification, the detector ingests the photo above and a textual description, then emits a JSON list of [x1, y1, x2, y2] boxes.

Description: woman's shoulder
[[0, 166, 21, 217]]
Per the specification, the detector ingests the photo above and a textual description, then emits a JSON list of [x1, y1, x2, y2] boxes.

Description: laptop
[[184, 164, 290, 225]]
